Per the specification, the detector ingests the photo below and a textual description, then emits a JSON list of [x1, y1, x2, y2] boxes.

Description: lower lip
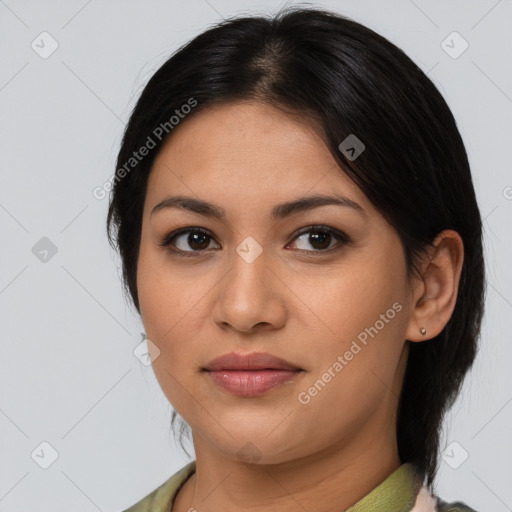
[[205, 369, 301, 397]]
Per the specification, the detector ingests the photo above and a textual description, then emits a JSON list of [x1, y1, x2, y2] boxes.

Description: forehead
[[146, 101, 372, 214]]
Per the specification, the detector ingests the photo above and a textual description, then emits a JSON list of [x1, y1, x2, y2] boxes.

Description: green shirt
[[122, 461, 477, 512]]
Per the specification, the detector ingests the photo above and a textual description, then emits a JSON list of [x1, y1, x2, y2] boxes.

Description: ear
[[405, 229, 464, 342]]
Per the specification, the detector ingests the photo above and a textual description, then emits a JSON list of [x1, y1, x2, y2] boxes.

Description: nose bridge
[[214, 237, 285, 332], [227, 237, 269, 304]]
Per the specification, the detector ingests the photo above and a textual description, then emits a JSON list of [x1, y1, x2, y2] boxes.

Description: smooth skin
[[136, 101, 464, 512]]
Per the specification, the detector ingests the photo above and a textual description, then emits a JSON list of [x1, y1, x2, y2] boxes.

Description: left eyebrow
[[270, 193, 366, 219], [150, 193, 366, 220]]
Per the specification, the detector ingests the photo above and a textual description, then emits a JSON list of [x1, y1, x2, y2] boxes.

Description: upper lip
[[203, 352, 302, 371]]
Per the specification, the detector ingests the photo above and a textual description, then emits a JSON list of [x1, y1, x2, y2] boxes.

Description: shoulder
[[414, 482, 478, 512], [121, 461, 196, 512], [435, 496, 479, 512], [411, 480, 476, 512]]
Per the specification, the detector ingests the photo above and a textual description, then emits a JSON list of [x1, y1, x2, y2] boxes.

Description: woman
[[108, 6, 484, 512]]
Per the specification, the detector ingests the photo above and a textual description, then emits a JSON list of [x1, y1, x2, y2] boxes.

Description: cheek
[[137, 250, 204, 414], [304, 251, 408, 389], [137, 247, 183, 361], [294, 273, 407, 444], [137, 243, 193, 328], [312, 256, 404, 340], [136, 246, 212, 376]]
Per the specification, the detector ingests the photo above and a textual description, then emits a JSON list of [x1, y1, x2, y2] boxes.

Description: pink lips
[[203, 352, 303, 397]]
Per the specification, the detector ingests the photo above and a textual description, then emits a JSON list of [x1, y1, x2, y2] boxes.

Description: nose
[[212, 245, 287, 334]]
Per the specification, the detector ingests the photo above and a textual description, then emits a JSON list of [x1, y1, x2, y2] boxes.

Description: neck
[[173, 425, 401, 512]]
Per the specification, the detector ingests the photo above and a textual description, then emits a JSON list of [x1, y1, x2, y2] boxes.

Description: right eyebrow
[[151, 196, 225, 219]]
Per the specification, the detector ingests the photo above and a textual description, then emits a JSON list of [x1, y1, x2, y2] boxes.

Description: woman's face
[[137, 101, 417, 464]]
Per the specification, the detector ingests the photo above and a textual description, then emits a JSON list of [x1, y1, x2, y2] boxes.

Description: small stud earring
[[420, 327, 427, 335]]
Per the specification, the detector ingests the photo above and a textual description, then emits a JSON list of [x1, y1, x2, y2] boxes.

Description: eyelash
[[158, 225, 351, 258]]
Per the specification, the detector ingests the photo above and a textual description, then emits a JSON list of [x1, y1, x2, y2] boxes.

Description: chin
[[198, 426, 301, 465]]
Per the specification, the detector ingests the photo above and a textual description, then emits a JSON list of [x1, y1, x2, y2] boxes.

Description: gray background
[[1, 0, 511, 511]]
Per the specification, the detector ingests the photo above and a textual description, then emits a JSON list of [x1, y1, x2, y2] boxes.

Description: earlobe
[[405, 229, 464, 342]]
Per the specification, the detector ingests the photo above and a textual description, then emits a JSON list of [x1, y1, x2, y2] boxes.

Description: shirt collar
[[346, 463, 425, 512]]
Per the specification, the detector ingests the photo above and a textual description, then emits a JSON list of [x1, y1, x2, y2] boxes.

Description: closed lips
[[203, 352, 303, 372]]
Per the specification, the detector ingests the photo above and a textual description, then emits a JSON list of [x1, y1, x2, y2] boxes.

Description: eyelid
[[159, 225, 350, 255], [158, 226, 219, 255], [286, 225, 350, 253], [290, 225, 349, 243]]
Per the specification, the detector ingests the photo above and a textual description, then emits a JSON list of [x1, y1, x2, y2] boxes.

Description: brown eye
[[159, 228, 220, 254], [288, 226, 349, 253], [182, 231, 211, 250]]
